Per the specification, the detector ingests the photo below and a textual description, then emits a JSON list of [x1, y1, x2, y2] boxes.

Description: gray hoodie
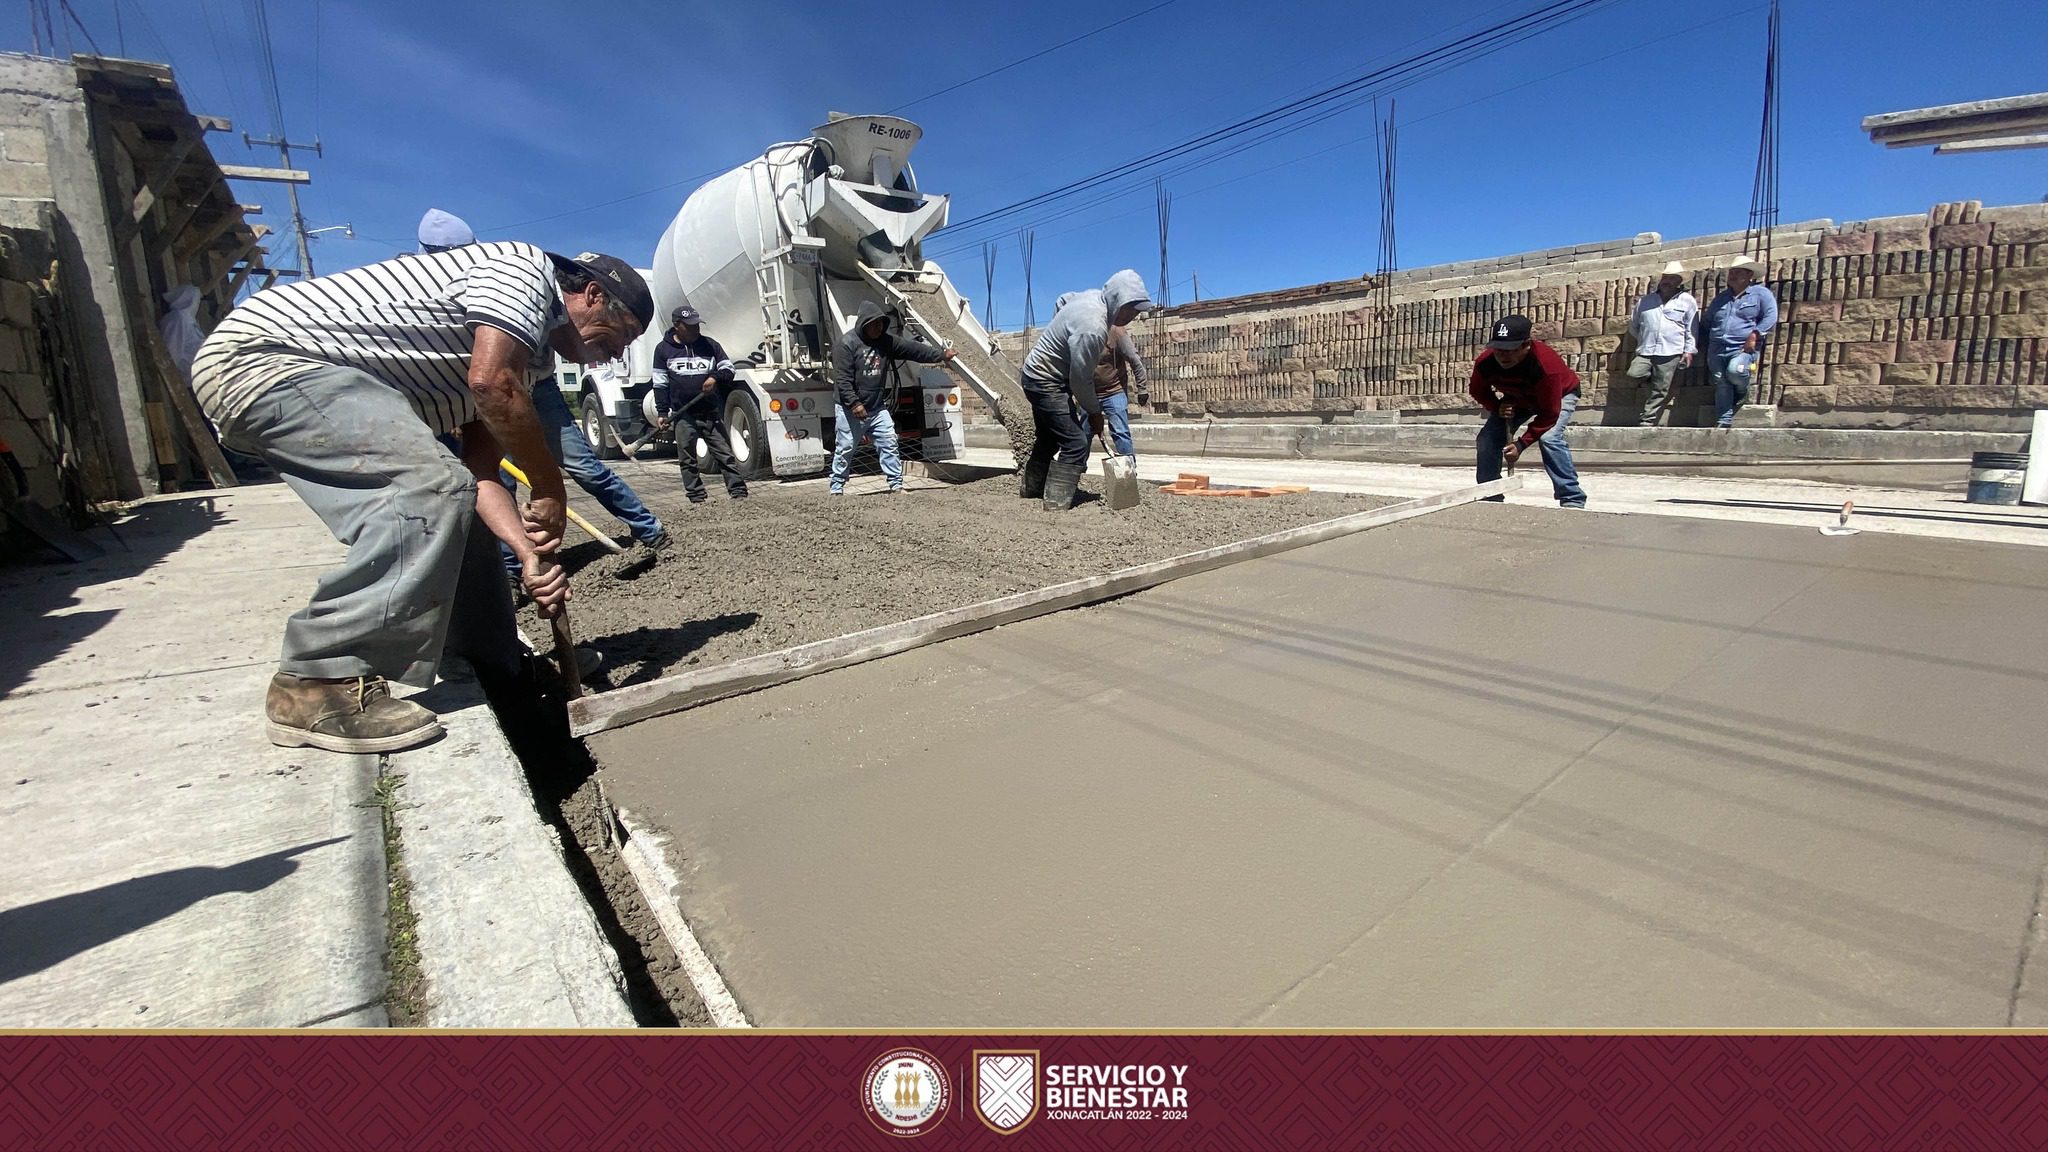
[[1020, 269, 1152, 417]]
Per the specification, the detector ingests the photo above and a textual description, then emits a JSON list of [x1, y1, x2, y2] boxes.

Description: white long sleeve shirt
[[1632, 290, 1698, 358]]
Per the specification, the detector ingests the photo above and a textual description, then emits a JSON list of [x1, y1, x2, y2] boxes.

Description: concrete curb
[[967, 420, 2026, 465], [393, 676, 636, 1027], [609, 804, 750, 1028]]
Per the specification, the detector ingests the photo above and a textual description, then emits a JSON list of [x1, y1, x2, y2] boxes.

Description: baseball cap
[[671, 305, 702, 326], [550, 251, 654, 331], [1487, 314, 1533, 350], [417, 208, 475, 253]]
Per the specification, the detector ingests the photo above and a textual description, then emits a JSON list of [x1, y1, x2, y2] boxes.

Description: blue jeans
[[501, 380, 663, 572], [1100, 390, 1133, 455], [829, 404, 903, 490], [1708, 349, 1750, 426], [1477, 390, 1585, 508]]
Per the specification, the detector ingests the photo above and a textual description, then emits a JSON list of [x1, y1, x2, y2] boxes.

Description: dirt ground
[[521, 468, 1391, 690]]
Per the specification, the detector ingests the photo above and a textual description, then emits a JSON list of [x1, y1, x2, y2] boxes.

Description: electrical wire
[[246, 0, 287, 137], [56, 0, 98, 54], [934, 0, 1620, 242], [933, 1, 1757, 266], [887, 0, 1177, 115], [478, 3, 1175, 234]]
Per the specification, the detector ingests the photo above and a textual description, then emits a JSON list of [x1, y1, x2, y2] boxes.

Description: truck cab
[[574, 356, 655, 461]]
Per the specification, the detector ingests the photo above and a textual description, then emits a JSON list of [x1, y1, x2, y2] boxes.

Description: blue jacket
[[1703, 284, 1778, 353]]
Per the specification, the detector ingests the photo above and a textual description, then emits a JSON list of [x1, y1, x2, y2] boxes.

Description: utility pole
[[244, 131, 321, 277]]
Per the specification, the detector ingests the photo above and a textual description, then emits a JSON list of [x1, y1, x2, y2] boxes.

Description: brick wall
[[992, 201, 2048, 432]]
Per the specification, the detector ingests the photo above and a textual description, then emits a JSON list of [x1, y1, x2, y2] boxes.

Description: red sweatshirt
[[1468, 341, 1581, 448]]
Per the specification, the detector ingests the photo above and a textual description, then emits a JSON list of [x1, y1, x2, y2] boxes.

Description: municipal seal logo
[[973, 1050, 1039, 1134], [861, 1047, 950, 1137]]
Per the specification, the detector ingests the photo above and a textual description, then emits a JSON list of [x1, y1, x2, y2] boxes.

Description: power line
[[887, 0, 1177, 115], [57, 0, 98, 54], [245, 0, 286, 136], [934, 0, 1620, 243], [479, 3, 1175, 235], [932, 0, 1756, 268]]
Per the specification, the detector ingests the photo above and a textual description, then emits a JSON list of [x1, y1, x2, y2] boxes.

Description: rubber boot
[[1042, 461, 1084, 511], [1019, 458, 1048, 499]]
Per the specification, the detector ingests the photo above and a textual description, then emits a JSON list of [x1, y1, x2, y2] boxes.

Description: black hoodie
[[830, 300, 947, 414]]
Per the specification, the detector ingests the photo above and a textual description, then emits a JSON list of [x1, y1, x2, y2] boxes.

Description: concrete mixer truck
[[575, 113, 1024, 479]]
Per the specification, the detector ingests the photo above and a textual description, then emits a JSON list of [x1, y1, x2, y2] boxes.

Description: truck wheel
[[724, 390, 771, 480], [582, 392, 620, 460]]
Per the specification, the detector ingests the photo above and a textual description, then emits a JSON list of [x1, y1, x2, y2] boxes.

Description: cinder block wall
[[992, 201, 2048, 432], [0, 225, 57, 507], [0, 53, 74, 201]]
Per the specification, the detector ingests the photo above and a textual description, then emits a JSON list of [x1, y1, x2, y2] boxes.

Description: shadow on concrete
[[589, 612, 762, 688], [0, 495, 229, 699], [0, 837, 348, 984]]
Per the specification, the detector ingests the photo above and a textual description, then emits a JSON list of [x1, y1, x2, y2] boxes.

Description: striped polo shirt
[[192, 241, 567, 434]]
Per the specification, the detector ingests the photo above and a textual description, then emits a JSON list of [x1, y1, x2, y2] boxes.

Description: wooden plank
[[197, 115, 233, 133], [1862, 92, 2048, 131], [135, 315, 238, 489], [142, 400, 180, 483], [174, 205, 246, 259], [126, 174, 219, 247], [218, 164, 311, 184], [567, 476, 1521, 737], [216, 261, 257, 309], [1933, 134, 2048, 155], [199, 235, 265, 296], [130, 129, 201, 222]]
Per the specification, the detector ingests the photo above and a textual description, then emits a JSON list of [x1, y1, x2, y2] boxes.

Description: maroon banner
[[4, 1033, 2047, 1151]]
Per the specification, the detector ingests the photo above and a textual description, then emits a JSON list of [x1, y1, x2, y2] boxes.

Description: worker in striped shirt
[[192, 245, 652, 754]]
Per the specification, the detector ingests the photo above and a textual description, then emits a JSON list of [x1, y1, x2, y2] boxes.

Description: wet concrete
[[533, 476, 1387, 688], [591, 504, 2048, 1026]]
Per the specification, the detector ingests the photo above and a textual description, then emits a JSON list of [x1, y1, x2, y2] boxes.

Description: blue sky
[[9, 0, 2044, 326]]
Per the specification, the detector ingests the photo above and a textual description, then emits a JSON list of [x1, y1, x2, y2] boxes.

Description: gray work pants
[[221, 363, 507, 688], [1636, 353, 1683, 426]]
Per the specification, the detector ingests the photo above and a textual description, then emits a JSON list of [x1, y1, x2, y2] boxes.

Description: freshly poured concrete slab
[[591, 504, 2048, 1027]]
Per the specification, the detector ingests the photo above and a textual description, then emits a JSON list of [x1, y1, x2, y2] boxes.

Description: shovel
[[524, 552, 583, 700], [1097, 434, 1141, 511]]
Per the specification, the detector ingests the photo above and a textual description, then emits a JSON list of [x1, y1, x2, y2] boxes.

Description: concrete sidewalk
[[0, 484, 630, 1027], [952, 448, 2048, 548]]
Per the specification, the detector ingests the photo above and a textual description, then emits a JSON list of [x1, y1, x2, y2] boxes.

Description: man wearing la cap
[[1703, 256, 1779, 428], [1468, 314, 1586, 508], [191, 243, 653, 753], [653, 305, 749, 501], [1629, 261, 1698, 426]]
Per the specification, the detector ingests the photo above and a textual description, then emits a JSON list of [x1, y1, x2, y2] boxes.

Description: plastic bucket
[[1966, 451, 2028, 506]]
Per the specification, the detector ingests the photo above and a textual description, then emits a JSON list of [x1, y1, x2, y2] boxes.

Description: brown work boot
[[265, 673, 443, 754]]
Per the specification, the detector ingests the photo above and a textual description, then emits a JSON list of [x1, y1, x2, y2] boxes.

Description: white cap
[[1659, 261, 1685, 276], [1729, 256, 1765, 275]]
